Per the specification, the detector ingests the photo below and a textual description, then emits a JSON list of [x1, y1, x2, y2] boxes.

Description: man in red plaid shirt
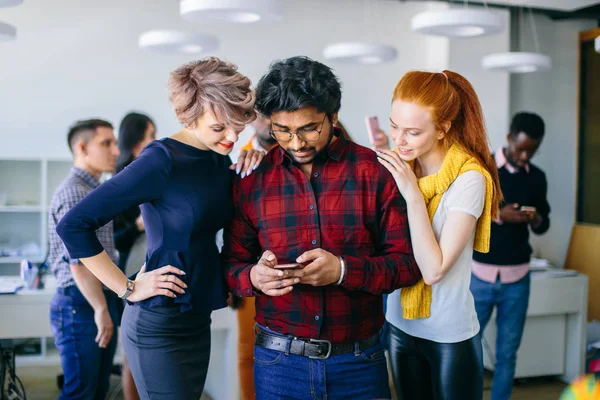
[[222, 56, 421, 400]]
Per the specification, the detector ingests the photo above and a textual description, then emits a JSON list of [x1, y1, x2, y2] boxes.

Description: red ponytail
[[393, 70, 502, 217]]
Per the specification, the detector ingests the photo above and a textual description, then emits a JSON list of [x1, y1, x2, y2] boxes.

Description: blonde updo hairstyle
[[168, 57, 256, 132]]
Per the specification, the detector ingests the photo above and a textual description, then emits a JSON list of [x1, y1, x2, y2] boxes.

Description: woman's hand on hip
[[127, 264, 187, 302]]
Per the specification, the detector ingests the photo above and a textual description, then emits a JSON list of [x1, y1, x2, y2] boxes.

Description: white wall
[[449, 8, 511, 149], [0, 0, 513, 158], [0, 0, 453, 158], [510, 14, 596, 266]]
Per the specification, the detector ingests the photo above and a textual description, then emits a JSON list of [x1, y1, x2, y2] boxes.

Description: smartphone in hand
[[520, 206, 536, 218], [365, 116, 380, 145], [520, 206, 536, 213], [274, 263, 302, 269]]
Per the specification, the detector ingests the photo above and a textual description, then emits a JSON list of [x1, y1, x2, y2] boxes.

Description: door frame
[[576, 28, 600, 223]]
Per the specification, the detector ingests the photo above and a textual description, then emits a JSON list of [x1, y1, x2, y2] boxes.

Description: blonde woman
[[57, 57, 264, 399]]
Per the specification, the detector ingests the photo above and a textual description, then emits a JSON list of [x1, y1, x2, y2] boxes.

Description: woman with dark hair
[[57, 57, 265, 399], [112, 112, 156, 400], [114, 112, 156, 272]]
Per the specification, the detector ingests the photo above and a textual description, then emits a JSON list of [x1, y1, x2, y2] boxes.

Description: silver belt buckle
[[308, 338, 332, 360]]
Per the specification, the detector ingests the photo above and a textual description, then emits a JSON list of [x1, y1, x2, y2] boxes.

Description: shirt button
[[314, 316, 320, 321], [246, 289, 251, 294], [313, 173, 319, 178], [309, 205, 314, 210], [311, 240, 317, 245]]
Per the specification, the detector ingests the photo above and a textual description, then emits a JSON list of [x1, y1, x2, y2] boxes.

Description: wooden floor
[[14, 365, 213, 400], [15, 365, 567, 400], [483, 373, 567, 400]]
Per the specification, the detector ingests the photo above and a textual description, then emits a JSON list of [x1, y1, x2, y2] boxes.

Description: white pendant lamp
[[0, 0, 22, 8], [138, 30, 219, 54], [180, 0, 283, 23], [323, 42, 397, 65], [482, 7, 550, 73], [411, 8, 504, 38], [482, 52, 551, 73], [595, 36, 600, 53], [0, 22, 16, 41]]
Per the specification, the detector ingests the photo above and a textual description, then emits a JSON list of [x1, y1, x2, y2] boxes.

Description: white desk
[[0, 276, 240, 400], [482, 271, 588, 383]]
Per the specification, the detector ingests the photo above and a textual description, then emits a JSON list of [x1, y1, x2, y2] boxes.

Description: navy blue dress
[[57, 138, 234, 399]]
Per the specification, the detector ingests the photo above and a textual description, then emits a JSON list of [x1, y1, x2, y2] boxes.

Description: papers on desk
[[0, 277, 24, 294], [529, 258, 579, 279], [530, 257, 553, 270]]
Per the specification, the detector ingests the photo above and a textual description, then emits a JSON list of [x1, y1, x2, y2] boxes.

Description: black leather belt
[[255, 330, 380, 360]]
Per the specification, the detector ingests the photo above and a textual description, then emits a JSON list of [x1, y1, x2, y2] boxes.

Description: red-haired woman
[[377, 70, 502, 400]]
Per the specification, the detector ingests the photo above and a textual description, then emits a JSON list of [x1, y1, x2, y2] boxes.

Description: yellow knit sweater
[[400, 144, 494, 320]]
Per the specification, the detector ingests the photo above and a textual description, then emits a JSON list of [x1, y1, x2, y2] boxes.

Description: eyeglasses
[[270, 115, 328, 143]]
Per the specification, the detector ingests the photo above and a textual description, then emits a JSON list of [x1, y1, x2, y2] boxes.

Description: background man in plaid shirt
[[48, 119, 121, 400], [222, 56, 422, 400]]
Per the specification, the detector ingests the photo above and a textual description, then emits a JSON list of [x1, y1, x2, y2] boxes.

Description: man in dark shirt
[[471, 112, 551, 400], [222, 56, 421, 400]]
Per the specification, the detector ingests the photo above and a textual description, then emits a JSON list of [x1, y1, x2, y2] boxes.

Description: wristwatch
[[119, 279, 135, 300]]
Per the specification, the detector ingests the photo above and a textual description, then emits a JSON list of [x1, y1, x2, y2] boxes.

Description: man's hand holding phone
[[249, 251, 302, 296], [500, 203, 538, 224]]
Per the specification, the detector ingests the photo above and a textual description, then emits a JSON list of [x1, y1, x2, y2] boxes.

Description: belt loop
[[353, 341, 361, 356], [284, 336, 292, 356]]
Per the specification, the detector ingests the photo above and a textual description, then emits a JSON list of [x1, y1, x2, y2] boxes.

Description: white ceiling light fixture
[[0, 22, 16, 41], [180, 0, 283, 23], [323, 42, 397, 65], [482, 52, 551, 73], [138, 30, 219, 54], [0, 0, 23, 8], [482, 7, 551, 73], [411, 8, 504, 38], [323, 1, 397, 65]]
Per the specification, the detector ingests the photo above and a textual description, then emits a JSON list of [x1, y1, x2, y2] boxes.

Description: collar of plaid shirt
[[223, 127, 421, 344], [70, 167, 101, 189]]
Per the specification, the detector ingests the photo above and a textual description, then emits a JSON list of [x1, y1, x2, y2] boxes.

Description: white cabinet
[[483, 273, 588, 383], [0, 157, 72, 267]]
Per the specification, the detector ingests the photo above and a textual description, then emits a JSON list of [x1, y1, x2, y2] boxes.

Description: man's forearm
[[70, 263, 109, 312]]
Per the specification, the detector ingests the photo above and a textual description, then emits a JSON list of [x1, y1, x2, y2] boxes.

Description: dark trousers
[[389, 324, 483, 400], [121, 304, 211, 400], [50, 286, 119, 400]]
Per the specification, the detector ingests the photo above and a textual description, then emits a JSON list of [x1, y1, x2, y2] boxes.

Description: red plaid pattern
[[223, 131, 421, 343]]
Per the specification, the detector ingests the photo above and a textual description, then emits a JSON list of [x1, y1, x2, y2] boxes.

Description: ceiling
[[480, 0, 599, 12], [394, 0, 600, 21]]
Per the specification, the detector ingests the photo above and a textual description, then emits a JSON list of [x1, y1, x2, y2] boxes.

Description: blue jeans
[[50, 286, 119, 400], [470, 273, 530, 400], [254, 325, 391, 400]]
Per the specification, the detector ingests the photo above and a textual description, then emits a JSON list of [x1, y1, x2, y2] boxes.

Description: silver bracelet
[[336, 256, 346, 285]]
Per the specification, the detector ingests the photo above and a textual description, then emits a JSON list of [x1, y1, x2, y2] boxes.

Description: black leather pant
[[388, 324, 484, 400]]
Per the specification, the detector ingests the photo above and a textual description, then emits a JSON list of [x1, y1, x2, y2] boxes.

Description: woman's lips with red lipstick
[[219, 142, 234, 149]]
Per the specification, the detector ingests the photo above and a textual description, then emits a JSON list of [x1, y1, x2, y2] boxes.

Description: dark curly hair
[[255, 56, 342, 121]]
